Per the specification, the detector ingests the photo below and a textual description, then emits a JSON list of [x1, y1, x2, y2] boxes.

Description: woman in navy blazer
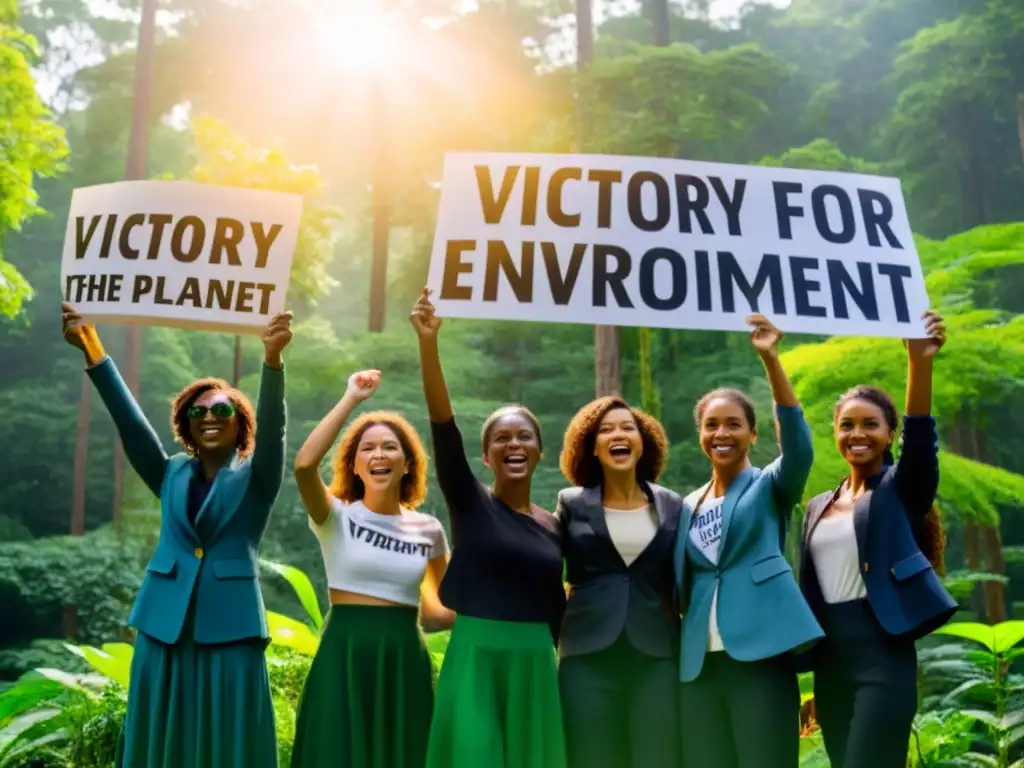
[[798, 310, 956, 768], [556, 396, 681, 768], [674, 314, 822, 768]]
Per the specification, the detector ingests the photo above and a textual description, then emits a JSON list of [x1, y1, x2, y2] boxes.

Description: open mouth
[[503, 455, 528, 468], [848, 444, 872, 456], [369, 467, 393, 477], [200, 426, 223, 439], [609, 445, 632, 459], [711, 443, 736, 457]]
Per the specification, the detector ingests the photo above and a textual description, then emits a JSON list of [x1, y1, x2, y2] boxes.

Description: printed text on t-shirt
[[348, 518, 433, 557]]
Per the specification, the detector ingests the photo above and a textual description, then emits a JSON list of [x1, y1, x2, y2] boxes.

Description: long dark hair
[[836, 386, 946, 574]]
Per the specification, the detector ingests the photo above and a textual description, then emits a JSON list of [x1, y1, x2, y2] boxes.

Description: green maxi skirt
[[426, 616, 567, 768], [114, 628, 276, 768], [291, 605, 435, 768]]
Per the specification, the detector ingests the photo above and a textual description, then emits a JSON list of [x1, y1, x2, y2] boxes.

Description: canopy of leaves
[[0, 0, 67, 317]]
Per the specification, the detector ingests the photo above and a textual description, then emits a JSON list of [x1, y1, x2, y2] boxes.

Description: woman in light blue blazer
[[673, 313, 823, 768]]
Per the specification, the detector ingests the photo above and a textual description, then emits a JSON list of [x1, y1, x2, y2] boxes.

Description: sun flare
[[314, 8, 402, 73]]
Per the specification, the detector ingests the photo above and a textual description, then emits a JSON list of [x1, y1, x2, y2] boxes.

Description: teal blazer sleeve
[[86, 356, 169, 496], [248, 362, 286, 503], [765, 404, 814, 513]]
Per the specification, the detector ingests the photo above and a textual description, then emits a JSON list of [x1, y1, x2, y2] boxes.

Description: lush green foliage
[[2, 0, 1024, 763], [0, 0, 67, 317]]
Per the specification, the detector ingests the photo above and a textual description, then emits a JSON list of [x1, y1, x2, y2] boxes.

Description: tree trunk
[[368, 71, 390, 333], [963, 520, 984, 620], [971, 426, 1007, 623], [113, 0, 158, 532], [576, 0, 619, 397], [1017, 94, 1024, 166], [981, 524, 1008, 624], [232, 335, 242, 387], [644, 0, 671, 46]]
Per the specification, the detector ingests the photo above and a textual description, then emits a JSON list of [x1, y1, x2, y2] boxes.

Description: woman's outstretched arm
[[63, 303, 168, 496], [748, 314, 813, 510], [294, 371, 381, 525]]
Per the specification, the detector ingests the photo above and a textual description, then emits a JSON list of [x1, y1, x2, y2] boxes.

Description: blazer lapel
[[803, 486, 840, 546], [684, 481, 716, 569], [197, 453, 248, 542], [718, 466, 757, 557], [580, 485, 629, 570], [853, 488, 872, 559], [630, 483, 679, 569], [167, 460, 201, 544]]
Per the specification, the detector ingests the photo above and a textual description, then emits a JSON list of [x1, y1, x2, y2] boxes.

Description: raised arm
[[63, 304, 167, 495], [294, 371, 381, 526], [410, 288, 453, 423], [747, 314, 813, 508], [894, 310, 945, 518], [249, 312, 293, 501], [410, 289, 478, 512]]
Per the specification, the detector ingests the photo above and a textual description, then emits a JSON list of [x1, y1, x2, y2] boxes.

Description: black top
[[430, 419, 566, 643], [187, 461, 214, 526]]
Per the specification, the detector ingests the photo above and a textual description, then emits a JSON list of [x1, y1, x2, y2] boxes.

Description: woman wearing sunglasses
[[62, 303, 292, 768]]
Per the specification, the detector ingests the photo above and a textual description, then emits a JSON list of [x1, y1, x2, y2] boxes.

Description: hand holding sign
[[905, 310, 946, 360], [261, 312, 293, 369], [410, 288, 442, 339], [747, 313, 783, 359], [62, 303, 105, 366], [347, 370, 381, 402]]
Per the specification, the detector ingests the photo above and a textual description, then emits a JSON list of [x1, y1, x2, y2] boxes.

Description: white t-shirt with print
[[310, 497, 449, 607], [688, 495, 725, 651]]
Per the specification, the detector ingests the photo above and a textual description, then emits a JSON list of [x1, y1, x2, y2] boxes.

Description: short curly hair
[[328, 411, 429, 508], [171, 378, 256, 457], [559, 396, 668, 488], [836, 385, 947, 574]]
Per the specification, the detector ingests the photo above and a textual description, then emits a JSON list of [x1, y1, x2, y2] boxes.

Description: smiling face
[[834, 397, 894, 472], [594, 407, 643, 475], [353, 424, 408, 496], [188, 389, 240, 454], [484, 413, 541, 483], [699, 396, 756, 471]]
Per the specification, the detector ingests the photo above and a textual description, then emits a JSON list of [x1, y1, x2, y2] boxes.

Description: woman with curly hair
[[410, 289, 566, 768], [798, 310, 957, 768], [673, 313, 823, 768], [556, 397, 682, 768], [61, 303, 292, 768], [290, 368, 452, 768]]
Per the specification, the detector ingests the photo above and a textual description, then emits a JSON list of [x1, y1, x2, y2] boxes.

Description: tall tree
[[577, 0, 621, 397]]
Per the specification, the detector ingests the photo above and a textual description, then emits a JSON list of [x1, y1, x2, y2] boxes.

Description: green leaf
[[266, 610, 320, 656], [63, 643, 132, 688], [260, 559, 324, 631]]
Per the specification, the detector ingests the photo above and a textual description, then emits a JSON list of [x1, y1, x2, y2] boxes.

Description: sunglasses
[[187, 402, 237, 420]]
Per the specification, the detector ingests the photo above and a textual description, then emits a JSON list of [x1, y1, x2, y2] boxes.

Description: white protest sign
[[61, 180, 302, 334], [427, 152, 930, 338]]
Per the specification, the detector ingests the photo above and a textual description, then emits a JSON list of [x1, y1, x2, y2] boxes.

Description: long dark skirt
[[291, 604, 435, 768], [813, 599, 918, 768], [115, 628, 276, 768]]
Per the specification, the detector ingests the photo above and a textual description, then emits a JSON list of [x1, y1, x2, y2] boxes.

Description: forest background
[[3, 0, 1024, 765]]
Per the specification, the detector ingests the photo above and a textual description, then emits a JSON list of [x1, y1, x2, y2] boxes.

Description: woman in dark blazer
[[798, 309, 957, 768], [556, 396, 682, 768]]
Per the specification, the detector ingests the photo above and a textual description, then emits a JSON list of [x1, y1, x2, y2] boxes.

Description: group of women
[[61, 287, 957, 768]]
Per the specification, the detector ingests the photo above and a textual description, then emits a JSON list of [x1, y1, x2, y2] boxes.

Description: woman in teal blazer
[[673, 313, 823, 768], [62, 303, 292, 768]]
